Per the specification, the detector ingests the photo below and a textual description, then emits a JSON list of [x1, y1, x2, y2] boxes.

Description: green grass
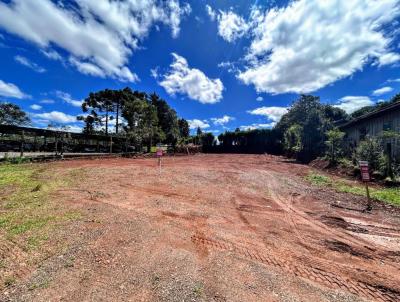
[[305, 172, 400, 206], [0, 162, 83, 288], [306, 173, 331, 186]]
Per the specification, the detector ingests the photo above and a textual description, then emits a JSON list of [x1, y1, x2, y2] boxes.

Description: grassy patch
[[306, 173, 331, 186], [0, 163, 82, 287], [305, 172, 400, 206]]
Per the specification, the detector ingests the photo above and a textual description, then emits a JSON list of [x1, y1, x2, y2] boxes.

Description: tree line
[[209, 94, 400, 169], [77, 88, 190, 151], [0, 88, 190, 153]]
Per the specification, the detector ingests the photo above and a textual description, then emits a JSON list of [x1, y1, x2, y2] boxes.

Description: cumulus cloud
[[159, 53, 224, 104], [211, 115, 234, 126], [0, 79, 30, 99], [256, 96, 263, 102], [32, 111, 77, 123], [238, 0, 400, 94], [247, 106, 288, 122], [334, 96, 374, 114], [55, 91, 83, 108], [188, 119, 210, 130], [14, 55, 46, 73], [372, 86, 394, 96], [30, 104, 42, 110], [206, 5, 250, 42], [0, 0, 190, 82], [217, 10, 249, 42]]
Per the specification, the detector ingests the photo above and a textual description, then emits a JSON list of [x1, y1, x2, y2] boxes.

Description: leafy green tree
[[0, 102, 30, 125], [325, 128, 345, 165], [81, 89, 117, 135], [201, 132, 215, 150], [355, 138, 386, 176], [276, 95, 331, 162], [284, 124, 303, 157], [178, 118, 190, 138], [150, 93, 179, 145]]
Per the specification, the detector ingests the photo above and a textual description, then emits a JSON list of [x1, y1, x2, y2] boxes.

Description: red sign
[[359, 161, 370, 182]]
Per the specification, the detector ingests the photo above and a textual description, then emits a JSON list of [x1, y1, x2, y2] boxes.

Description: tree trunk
[[105, 109, 109, 135], [116, 100, 120, 134]]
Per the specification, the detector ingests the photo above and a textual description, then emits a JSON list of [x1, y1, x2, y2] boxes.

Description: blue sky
[[0, 0, 400, 134]]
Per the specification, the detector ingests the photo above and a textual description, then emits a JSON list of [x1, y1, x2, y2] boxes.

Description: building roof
[[339, 101, 400, 129]]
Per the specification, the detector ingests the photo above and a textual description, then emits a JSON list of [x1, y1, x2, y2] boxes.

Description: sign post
[[156, 147, 163, 174], [359, 161, 372, 212]]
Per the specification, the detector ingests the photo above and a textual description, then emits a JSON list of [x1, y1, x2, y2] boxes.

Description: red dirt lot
[[2, 154, 400, 302]]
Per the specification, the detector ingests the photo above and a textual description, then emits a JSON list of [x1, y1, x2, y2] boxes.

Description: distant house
[[339, 101, 400, 159]]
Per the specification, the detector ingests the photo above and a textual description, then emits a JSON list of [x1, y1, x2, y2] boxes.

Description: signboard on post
[[156, 147, 163, 174], [359, 161, 372, 211], [359, 161, 370, 182]]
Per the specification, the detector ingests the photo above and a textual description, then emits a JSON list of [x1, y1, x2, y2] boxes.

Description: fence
[[0, 125, 130, 158]]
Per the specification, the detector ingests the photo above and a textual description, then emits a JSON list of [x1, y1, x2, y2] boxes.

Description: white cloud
[[211, 115, 234, 126], [247, 106, 288, 122], [159, 53, 224, 104], [0, 79, 29, 99], [0, 0, 190, 82], [41, 49, 63, 61], [334, 96, 374, 114], [55, 90, 83, 107], [14, 55, 46, 73], [388, 78, 400, 83], [188, 119, 210, 130], [205, 4, 216, 21], [32, 111, 77, 123], [150, 67, 159, 79], [240, 122, 276, 131], [238, 0, 400, 94], [217, 9, 249, 42], [256, 96, 263, 102], [372, 86, 394, 96], [217, 61, 237, 73], [378, 52, 400, 66], [30, 104, 42, 110], [40, 99, 55, 104]]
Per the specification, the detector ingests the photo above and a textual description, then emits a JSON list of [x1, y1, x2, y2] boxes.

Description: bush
[[354, 138, 386, 177], [325, 128, 345, 165]]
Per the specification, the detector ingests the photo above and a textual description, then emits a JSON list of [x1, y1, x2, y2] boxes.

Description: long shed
[[339, 101, 400, 159]]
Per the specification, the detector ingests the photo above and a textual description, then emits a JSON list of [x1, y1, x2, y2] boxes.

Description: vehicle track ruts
[[191, 235, 400, 302]]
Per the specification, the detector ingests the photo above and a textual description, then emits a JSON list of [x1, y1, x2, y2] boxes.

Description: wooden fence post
[[20, 130, 25, 157]]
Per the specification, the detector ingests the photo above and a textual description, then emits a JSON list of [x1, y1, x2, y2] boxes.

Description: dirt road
[[3, 154, 400, 301]]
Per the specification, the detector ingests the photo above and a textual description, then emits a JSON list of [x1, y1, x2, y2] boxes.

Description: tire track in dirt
[[191, 235, 400, 302]]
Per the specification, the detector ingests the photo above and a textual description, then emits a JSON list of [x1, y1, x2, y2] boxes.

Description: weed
[[193, 284, 203, 297], [305, 172, 400, 206], [306, 173, 332, 186], [4, 276, 16, 287], [28, 278, 50, 291]]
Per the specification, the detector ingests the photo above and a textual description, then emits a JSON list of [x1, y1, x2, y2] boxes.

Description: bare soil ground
[[2, 154, 400, 302]]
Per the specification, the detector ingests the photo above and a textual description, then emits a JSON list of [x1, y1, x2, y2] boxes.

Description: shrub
[[325, 128, 345, 165], [354, 138, 386, 177]]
